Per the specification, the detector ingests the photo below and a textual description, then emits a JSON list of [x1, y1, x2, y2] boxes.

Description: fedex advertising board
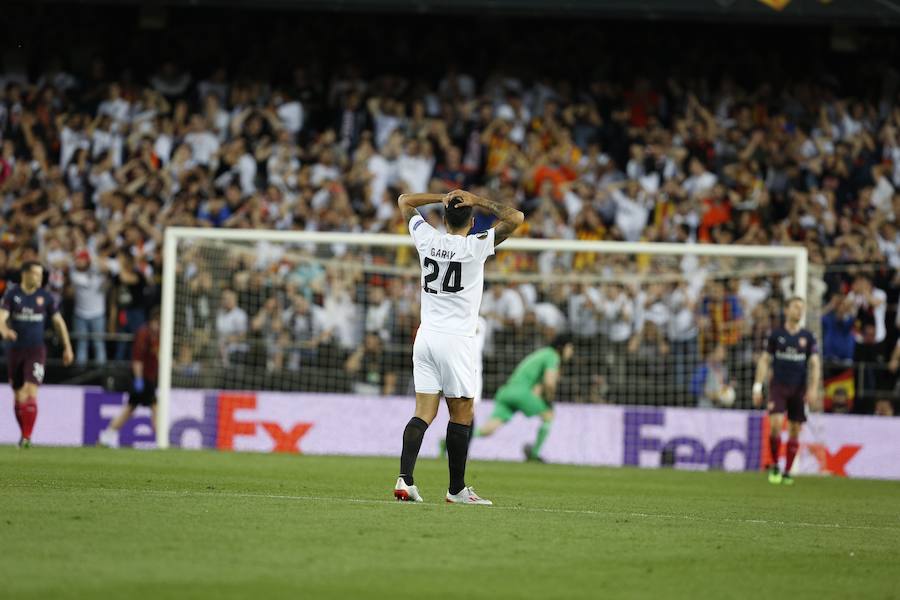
[[1, 386, 897, 479]]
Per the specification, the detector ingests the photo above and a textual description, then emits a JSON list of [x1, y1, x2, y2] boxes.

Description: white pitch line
[[48, 486, 900, 533]]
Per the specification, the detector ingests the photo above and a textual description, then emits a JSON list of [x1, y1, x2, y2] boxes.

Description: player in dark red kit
[[752, 297, 820, 485], [0, 262, 74, 448], [99, 307, 160, 447]]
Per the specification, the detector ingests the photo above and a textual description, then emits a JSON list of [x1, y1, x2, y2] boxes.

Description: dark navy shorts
[[128, 379, 158, 407], [769, 382, 806, 423], [7, 345, 47, 390]]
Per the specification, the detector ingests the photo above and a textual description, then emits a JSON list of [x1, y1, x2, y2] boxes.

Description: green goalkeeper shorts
[[491, 384, 550, 422]]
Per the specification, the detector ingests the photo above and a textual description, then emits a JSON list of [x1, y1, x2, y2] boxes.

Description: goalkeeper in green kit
[[475, 334, 575, 462]]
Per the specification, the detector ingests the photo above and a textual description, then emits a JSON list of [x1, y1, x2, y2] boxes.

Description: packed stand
[[0, 21, 898, 414]]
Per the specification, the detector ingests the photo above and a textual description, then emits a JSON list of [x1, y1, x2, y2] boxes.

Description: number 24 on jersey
[[422, 259, 464, 294]]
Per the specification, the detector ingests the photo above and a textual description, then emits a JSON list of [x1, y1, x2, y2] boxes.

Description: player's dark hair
[[551, 333, 573, 352], [445, 197, 473, 231], [20, 261, 43, 273]]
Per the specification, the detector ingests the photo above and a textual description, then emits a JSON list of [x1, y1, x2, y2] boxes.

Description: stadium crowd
[[1, 16, 898, 415]]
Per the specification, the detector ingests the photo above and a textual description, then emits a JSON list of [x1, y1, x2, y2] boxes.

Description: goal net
[[157, 228, 813, 450]]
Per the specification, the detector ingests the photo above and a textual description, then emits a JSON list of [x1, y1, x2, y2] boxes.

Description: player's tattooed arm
[[486, 198, 525, 246], [398, 193, 446, 222], [451, 189, 524, 247]]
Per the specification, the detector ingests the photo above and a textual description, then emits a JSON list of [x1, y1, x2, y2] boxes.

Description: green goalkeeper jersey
[[506, 347, 561, 389]]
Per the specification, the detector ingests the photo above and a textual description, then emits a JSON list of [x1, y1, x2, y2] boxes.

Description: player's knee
[[453, 409, 474, 426], [413, 393, 441, 424], [15, 385, 36, 402], [769, 416, 783, 434], [447, 398, 474, 424], [414, 407, 438, 425]]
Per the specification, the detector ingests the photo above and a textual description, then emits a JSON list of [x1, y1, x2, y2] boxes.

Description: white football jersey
[[409, 214, 495, 337]]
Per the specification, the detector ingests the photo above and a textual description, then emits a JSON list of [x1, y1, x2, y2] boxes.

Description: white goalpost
[[157, 226, 809, 449]]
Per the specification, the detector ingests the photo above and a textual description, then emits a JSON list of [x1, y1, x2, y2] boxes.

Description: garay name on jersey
[[430, 248, 456, 260]]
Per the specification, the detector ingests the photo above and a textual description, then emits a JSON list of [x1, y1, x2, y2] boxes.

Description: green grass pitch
[[2, 447, 898, 600]]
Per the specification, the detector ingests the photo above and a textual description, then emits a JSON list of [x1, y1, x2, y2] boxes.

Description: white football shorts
[[412, 329, 476, 398]]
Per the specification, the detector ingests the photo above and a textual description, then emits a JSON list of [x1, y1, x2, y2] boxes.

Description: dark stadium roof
[[23, 0, 900, 26]]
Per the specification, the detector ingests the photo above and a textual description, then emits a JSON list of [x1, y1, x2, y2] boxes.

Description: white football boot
[[394, 477, 424, 502], [98, 428, 119, 448], [445, 486, 493, 505]]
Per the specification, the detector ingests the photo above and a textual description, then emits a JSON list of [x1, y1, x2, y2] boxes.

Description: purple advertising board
[[2, 386, 898, 479]]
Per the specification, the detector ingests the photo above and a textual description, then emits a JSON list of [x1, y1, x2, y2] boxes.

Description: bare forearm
[[398, 193, 445, 221], [398, 193, 445, 208], [251, 314, 266, 331], [482, 197, 523, 225], [754, 355, 769, 386], [345, 351, 362, 373], [383, 372, 398, 396], [808, 357, 820, 391], [53, 316, 72, 349], [463, 192, 523, 245]]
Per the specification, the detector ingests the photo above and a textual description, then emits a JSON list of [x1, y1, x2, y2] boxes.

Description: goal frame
[[157, 226, 808, 448]]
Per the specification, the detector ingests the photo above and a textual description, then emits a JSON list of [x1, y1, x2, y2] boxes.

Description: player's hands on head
[[448, 189, 477, 208]]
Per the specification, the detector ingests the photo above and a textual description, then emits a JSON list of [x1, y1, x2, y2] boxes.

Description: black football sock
[[446, 421, 472, 495], [399, 417, 429, 486]]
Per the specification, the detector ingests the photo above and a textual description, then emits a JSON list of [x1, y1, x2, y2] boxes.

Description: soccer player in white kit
[[394, 189, 523, 505]]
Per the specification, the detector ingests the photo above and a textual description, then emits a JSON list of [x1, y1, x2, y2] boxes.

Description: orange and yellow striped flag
[[824, 369, 854, 412]]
